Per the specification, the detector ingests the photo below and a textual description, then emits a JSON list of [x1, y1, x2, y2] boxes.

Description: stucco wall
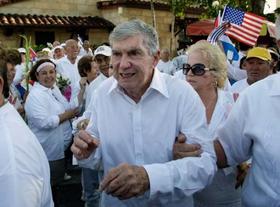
[[0, 0, 100, 16]]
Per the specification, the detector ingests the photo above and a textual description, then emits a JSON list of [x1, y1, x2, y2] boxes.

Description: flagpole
[[221, 4, 227, 23]]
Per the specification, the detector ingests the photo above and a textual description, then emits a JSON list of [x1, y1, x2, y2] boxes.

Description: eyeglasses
[[182, 63, 215, 76]]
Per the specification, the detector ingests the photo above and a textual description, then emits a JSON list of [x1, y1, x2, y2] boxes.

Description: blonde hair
[[187, 40, 227, 88]]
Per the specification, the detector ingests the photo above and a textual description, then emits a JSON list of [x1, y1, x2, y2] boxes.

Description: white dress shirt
[[25, 82, 73, 161], [56, 56, 81, 106], [85, 73, 107, 109], [230, 78, 249, 94], [218, 73, 280, 207], [80, 69, 216, 207], [194, 89, 241, 207], [0, 102, 53, 207]]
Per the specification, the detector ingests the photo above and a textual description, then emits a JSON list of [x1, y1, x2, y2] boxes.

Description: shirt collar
[[108, 69, 169, 99], [34, 82, 52, 92]]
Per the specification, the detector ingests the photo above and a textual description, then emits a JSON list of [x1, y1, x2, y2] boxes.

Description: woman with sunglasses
[[179, 40, 241, 207]]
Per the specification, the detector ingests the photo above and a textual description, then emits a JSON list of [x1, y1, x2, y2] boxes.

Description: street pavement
[[57, 166, 85, 207]]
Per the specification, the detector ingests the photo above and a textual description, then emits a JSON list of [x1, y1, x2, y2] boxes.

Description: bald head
[[65, 39, 79, 61]]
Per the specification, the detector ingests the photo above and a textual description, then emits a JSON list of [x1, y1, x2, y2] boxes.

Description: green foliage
[[161, 0, 265, 18]]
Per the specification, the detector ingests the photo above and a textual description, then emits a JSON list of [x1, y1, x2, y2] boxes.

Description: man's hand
[[71, 130, 99, 160], [173, 133, 202, 160], [99, 163, 150, 200]]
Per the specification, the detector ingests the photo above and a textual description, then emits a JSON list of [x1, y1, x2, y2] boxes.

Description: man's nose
[[119, 54, 131, 69]]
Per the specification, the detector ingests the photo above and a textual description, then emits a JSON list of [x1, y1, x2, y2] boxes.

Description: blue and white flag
[[219, 35, 239, 61], [207, 22, 230, 45]]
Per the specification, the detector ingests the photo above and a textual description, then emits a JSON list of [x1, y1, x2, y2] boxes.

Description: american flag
[[222, 6, 265, 46]]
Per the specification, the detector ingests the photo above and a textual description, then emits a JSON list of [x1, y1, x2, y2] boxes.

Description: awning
[[186, 19, 215, 36]]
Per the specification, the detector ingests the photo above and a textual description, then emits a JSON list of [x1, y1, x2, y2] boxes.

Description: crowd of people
[[1, 17, 280, 207]]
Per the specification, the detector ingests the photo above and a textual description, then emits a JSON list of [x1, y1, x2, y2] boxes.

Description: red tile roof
[[0, 13, 115, 30]]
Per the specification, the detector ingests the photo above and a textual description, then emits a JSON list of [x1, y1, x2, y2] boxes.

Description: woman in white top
[[24, 59, 79, 205], [176, 40, 241, 207]]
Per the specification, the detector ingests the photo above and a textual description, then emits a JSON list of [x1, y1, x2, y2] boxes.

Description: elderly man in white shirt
[[0, 59, 53, 207], [56, 39, 81, 106], [71, 19, 216, 207]]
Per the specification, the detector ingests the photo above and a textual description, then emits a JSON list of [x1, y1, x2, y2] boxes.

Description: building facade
[[0, 0, 202, 52]]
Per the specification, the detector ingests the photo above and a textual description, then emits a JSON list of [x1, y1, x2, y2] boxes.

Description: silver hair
[[109, 19, 159, 55], [187, 40, 227, 88]]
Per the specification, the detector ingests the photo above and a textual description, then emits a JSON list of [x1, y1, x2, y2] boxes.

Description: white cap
[[52, 45, 63, 52], [94, 45, 112, 56], [17, 48, 26, 54]]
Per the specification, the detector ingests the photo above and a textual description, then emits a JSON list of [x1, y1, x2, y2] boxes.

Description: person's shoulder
[[247, 73, 280, 94], [230, 78, 248, 92]]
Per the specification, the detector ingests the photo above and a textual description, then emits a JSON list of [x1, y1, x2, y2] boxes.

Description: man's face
[[246, 58, 272, 84], [160, 50, 170, 62], [111, 35, 159, 95], [65, 41, 79, 60], [95, 55, 110, 77], [6, 62, 16, 86], [83, 41, 90, 50]]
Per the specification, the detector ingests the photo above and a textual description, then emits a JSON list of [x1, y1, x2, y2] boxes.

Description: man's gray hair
[[109, 19, 159, 55]]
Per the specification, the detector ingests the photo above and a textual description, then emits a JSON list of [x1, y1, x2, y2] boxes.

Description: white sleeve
[[227, 61, 247, 81], [77, 96, 102, 170], [144, 85, 216, 200], [217, 92, 252, 165], [25, 95, 60, 129]]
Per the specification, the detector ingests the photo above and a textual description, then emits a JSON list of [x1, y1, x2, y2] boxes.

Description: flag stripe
[[226, 28, 257, 42], [226, 31, 255, 46], [230, 26, 259, 39]]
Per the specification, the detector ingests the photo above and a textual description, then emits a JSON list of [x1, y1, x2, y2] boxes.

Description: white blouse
[[25, 82, 73, 161]]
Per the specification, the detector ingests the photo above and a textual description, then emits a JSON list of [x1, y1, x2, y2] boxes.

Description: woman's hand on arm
[[58, 108, 79, 124]]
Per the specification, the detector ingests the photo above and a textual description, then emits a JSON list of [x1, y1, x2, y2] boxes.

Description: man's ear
[[153, 50, 160, 67], [0, 76, 3, 96]]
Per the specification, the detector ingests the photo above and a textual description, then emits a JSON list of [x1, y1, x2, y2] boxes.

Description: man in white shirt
[[79, 40, 94, 57], [230, 47, 272, 94], [156, 48, 174, 75], [71, 19, 216, 206], [56, 39, 81, 106], [0, 59, 53, 207]]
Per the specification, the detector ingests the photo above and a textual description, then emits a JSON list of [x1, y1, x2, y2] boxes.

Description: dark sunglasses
[[182, 63, 215, 76]]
